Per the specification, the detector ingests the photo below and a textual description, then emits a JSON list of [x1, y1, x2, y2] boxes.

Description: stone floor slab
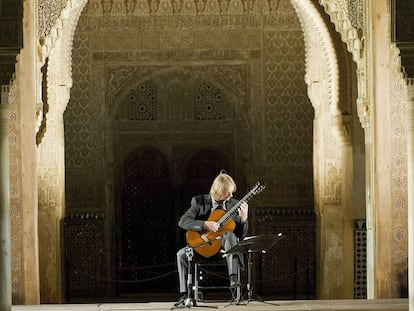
[[11, 299, 408, 311]]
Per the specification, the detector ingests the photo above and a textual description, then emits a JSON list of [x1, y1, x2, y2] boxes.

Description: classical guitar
[[186, 181, 266, 257]]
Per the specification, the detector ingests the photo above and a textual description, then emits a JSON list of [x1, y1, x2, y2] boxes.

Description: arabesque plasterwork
[[4, 0, 408, 303]]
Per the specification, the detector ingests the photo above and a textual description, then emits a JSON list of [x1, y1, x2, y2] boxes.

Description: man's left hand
[[238, 201, 248, 223]]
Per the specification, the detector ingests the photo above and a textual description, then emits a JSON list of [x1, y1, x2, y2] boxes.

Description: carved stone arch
[[289, 0, 357, 298], [108, 63, 248, 183], [317, 0, 368, 129], [39, 0, 89, 116], [34, 0, 83, 144], [36, 0, 91, 303], [40, 0, 360, 301], [290, 0, 340, 117], [109, 65, 246, 120], [107, 63, 247, 198], [318, 0, 363, 63]]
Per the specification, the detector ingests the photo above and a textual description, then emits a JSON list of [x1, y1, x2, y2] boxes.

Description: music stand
[[223, 233, 284, 306]]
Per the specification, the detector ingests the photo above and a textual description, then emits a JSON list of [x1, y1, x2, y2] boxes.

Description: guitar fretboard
[[217, 181, 265, 226]]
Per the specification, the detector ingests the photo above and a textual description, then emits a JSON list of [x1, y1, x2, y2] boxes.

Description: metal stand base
[[223, 234, 285, 307], [171, 247, 218, 310]]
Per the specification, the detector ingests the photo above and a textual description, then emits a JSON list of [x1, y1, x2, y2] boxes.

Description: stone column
[[37, 108, 65, 303], [370, 0, 394, 298], [364, 125, 375, 299], [407, 79, 414, 310], [37, 48, 69, 301], [314, 112, 354, 299], [0, 89, 12, 311]]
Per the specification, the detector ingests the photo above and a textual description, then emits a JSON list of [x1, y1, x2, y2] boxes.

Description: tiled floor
[[11, 298, 408, 311]]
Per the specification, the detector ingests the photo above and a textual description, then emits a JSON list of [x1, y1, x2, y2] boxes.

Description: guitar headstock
[[252, 181, 266, 195]]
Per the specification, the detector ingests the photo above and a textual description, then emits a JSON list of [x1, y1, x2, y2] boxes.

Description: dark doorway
[[117, 147, 176, 293], [116, 146, 231, 295]]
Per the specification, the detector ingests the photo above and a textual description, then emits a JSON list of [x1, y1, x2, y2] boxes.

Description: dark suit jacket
[[178, 194, 249, 239]]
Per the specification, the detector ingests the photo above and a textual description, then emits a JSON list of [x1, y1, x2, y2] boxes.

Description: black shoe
[[230, 274, 241, 288], [174, 293, 187, 307]]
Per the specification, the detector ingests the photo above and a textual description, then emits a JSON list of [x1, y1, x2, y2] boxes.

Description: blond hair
[[209, 170, 237, 201]]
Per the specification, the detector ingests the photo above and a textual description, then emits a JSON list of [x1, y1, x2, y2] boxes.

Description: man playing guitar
[[175, 170, 249, 307]]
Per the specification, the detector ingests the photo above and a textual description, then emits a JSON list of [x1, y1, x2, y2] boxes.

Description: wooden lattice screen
[[117, 147, 176, 293], [354, 220, 367, 299], [251, 207, 316, 299], [64, 213, 108, 298]]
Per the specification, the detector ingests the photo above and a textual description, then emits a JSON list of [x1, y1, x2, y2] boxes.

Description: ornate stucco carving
[[37, 0, 87, 141], [34, 0, 367, 163], [7, 64, 25, 304], [33, 0, 90, 302], [106, 65, 246, 111], [291, 0, 339, 117], [318, 0, 368, 130], [319, 0, 364, 62], [38, 0, 67, 37], [289, 0, 347, 215], [35, 0, 314, 218], [30, 0, 385, 301], [388, 43, 408, 297]]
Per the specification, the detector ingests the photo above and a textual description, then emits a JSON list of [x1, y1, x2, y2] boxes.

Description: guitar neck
[[217, 185, 261, 226]]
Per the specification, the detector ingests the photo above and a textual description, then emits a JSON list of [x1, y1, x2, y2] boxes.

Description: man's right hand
[[203, 221, 220, 232]]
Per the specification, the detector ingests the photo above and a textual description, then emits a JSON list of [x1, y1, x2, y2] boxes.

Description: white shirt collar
[[212, 199, 226, 211]]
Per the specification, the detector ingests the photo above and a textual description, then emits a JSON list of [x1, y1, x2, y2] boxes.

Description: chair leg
[[193, 261, 242, 303]]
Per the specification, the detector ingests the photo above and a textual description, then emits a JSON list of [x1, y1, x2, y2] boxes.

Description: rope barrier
[[255, 263, 314, 284], [68, 261, 314, 285], [70, 262, 177, 283]]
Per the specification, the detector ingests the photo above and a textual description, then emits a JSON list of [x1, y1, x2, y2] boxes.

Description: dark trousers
[[176, 232, 241, 293]]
